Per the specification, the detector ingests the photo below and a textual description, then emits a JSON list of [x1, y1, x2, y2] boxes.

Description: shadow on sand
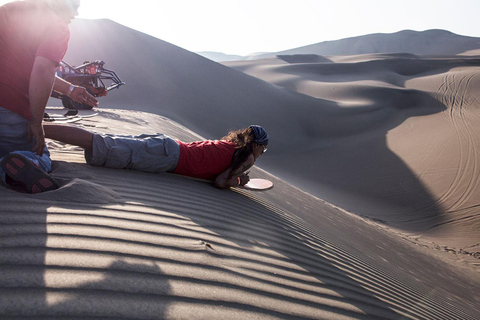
[[1, 165, 477, 319]]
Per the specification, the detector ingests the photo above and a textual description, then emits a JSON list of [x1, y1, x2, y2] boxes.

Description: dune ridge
[[200, 29, 480, 61]]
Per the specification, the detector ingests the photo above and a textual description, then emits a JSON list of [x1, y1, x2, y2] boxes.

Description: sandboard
[[75, 109, 98, 118], [61, 109, 98, 118], [241, 178, 274, 191], [43, 114, 82, 123], [181, 175, 273, 191], [43, 108, 98, 123], [45, 108, 76, 118]]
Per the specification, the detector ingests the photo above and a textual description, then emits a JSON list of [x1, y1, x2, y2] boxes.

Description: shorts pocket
[[104, 146, 132, 169]]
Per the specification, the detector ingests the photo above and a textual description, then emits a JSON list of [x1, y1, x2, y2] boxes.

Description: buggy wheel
[[61, 96, 93, 110]]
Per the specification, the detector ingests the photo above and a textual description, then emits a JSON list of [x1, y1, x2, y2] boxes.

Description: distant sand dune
[[254, 30, 480, 59], [225, 54, 480, 264]]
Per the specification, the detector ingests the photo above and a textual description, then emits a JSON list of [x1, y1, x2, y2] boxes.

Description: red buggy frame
[[51, 60, 125, 110]]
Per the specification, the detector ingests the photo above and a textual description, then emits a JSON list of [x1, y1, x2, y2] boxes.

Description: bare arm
[[214, 154, 255, 189], [29, 56, 58, 155]]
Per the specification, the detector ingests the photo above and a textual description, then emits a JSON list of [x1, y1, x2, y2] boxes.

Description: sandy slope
[[47, 17, 479, 271], [225, 54, 480, 269], [1, 110, 479, 319]]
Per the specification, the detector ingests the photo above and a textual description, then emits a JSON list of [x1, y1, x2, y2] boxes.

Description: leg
[[44, 124, 94, 153]]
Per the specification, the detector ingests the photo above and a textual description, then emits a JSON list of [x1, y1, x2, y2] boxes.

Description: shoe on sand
[[1, 153, 59, 194]]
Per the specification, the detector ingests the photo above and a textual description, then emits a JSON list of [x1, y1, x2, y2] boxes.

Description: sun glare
[[1, 0, 480, 55]]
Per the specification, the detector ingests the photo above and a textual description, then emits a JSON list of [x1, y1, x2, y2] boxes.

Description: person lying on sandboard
[[43, 124, 269, 189]]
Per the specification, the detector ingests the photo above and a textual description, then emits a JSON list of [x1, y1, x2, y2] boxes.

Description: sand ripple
[[1, 163, 478, 319]]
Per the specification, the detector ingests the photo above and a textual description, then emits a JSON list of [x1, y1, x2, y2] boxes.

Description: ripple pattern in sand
[[0, 171, 479, 319]]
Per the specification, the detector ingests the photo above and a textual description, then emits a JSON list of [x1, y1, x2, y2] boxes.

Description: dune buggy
[[51, 60, 125, 110]]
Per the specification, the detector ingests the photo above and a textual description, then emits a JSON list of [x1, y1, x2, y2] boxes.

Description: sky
[[2, 0, 480, 56]]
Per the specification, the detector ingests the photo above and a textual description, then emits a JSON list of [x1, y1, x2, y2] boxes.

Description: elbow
[[214, 179, 228, 189], [214, 176, 230, 189]]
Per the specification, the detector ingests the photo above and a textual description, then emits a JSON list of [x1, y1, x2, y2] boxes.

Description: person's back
[[0, 1, 70, 119], [174, 140, 237, 180]]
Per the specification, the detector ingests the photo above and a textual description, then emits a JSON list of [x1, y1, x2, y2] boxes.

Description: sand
[[224, 54, 480, 266], [1, 109, 478, 319], [1, 19, 479, 319]]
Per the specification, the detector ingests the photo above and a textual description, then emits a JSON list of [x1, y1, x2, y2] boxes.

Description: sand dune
[[2, 110, 479, 319], [207, 30, 480, 61], [225, 54, 480, 267], [2, 18, 479, 318], [278, 29, 480, 56]]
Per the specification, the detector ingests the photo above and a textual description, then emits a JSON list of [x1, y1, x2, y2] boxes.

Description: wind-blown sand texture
[[1, 19, 479, 318], [224, 54, 480, 267], [1, 110, 479, 319]]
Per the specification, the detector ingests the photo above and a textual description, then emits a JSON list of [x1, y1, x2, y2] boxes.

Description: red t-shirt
[[174, 140, 237, 180], [0, 1, 70, 119]]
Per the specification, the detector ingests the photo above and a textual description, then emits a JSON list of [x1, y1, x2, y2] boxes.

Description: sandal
[[1, 153, 59, 194]]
